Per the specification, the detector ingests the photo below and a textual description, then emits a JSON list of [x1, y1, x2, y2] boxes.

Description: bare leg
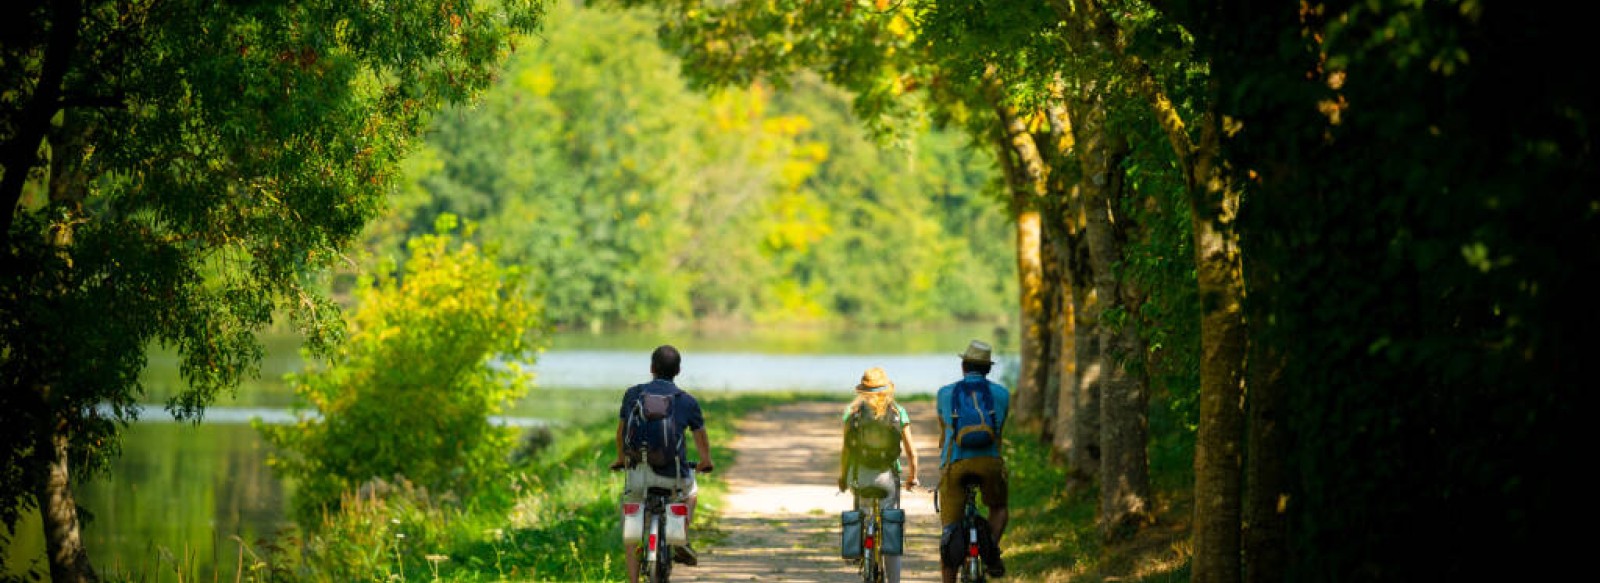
[[990, 506, 1009, 545]]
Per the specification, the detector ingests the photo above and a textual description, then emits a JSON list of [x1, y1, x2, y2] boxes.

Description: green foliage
[[260, 221, 542, 524], [0, 0, 545, 544], [392, 2, 1015, 329], [228, 391, 814, 582]]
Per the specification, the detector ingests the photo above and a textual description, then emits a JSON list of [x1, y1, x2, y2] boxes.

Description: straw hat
[[959, 340, 994, 364], [856, 366, 894, 392]]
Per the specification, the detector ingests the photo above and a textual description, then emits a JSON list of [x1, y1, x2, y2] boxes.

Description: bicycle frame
[[960, 483, 986, 583], [857, 494, 887, 583]]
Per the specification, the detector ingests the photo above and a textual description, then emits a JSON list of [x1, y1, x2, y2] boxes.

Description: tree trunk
[[1244, 288, 1288, 583], [1039, 207, 1064, 444], [1014, 204, 1046, 430], [1075, 92, 1151, 538], [985, 75, 1052, 433], [24, 110, 101, 583], [1190, 104, 1248, 583], [1037, 90, 1077, 448], [1066, 273, 1100, 494], [1050, 97, 1098, 494], [38, 411, 98, 583], [1, 0, 81, 244]]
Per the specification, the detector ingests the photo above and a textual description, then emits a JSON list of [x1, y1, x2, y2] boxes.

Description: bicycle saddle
[[855, 484, 892, 499], [959, 475, 984, 488]]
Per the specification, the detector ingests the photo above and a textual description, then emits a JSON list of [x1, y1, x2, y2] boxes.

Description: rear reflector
[[865, 535, 876, 549], [969, 544, 980, 557], [669, 503, 689, 516], [649, 533, 658, 550], [623, 503, 641, 514]]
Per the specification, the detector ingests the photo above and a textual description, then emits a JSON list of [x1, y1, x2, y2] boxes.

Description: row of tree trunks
[[1036, 0, 1259, 575], [996, 76, 1153, 538], [1040, 91, 1099, 494]]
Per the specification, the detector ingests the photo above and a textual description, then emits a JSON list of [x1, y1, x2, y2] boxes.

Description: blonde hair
[[849, 385, 896, 420]]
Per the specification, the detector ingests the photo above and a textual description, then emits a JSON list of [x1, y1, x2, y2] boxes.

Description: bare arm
[[610, 420, 628, 470], [901, 423, 920, 488], [693, 427, 713, 473], [838, 424, 852, 492]]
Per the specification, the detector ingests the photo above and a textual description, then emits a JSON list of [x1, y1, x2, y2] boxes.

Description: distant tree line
[[371, 2, 1019, 330]]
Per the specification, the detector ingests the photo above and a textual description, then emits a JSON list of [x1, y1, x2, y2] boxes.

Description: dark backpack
[[846, 403, 903, 468], [948, 379, 998, 450], [625, 387, 684, 471]]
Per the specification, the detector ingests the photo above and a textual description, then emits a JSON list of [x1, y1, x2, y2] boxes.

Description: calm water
[[2, 325, 1013, 579]]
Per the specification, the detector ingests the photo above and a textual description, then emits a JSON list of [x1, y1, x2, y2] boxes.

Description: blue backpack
[[625, 387, 685, 471], [947, 379, 998, 449]]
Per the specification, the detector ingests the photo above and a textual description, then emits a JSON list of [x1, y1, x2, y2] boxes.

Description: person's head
[[959, 339, 993, 376], [852, 366, 896, 418], [651, 345, 681, 380]]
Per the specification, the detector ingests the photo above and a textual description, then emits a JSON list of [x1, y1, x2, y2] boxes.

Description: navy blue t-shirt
[[619, 379, 705, 476]]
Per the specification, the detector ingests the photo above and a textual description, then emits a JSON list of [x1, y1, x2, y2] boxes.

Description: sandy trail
[[680, 400, 947, 582]]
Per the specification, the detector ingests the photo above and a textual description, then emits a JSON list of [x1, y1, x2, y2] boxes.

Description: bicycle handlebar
[[608, 459, 714, 473]]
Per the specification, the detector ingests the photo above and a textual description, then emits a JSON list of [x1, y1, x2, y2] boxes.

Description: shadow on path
[[682, 401, 948, 582]]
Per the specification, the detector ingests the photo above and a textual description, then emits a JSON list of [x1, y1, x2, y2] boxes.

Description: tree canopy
[[1, 1, 543, 579]]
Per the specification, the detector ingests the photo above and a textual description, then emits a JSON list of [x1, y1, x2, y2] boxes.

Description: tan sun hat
[[856, 366, 894, 392], [959, 340, 994, 364]]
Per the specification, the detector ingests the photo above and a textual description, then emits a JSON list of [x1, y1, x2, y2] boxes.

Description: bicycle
[[629, 484, 686, 583], [956, 478, 987, 583], [853, 483, 891, 583], [617, 452, 701, 583]]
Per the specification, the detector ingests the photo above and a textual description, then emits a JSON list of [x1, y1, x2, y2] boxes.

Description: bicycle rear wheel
[[645, 512, 672, 583]]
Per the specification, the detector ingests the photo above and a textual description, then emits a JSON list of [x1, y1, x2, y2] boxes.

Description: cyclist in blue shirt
[[936, 340, 1011, 580], [610, 345, 714, 580]]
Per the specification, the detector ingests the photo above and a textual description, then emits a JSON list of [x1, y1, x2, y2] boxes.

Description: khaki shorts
[[939, 456, 1007, 526], [622, 465, 697, 501]]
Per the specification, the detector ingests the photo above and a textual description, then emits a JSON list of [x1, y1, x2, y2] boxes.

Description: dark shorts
[[939, 456, 1008, 526]]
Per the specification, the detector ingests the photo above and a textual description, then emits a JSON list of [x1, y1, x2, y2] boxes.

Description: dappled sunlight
[[699, 401, 946, 581]]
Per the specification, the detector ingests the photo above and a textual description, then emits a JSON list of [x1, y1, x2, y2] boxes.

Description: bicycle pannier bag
[[847, 404, 903, 468], [621, 501, 644, 544], [948, 379, 998, 449], [939, 523, 963, 568], [840, 510, 863, 559], [665, 502, 689, 545], [881, 508, 906, 555]]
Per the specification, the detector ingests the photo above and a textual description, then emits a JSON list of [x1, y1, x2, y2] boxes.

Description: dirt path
[[682, 400, 947, 582]]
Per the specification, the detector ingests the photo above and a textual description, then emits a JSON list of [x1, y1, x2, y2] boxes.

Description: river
[[1, 325, 1013, 579]]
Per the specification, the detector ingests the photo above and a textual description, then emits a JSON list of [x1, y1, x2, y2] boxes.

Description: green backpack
[[847, 404, 903, 468]]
